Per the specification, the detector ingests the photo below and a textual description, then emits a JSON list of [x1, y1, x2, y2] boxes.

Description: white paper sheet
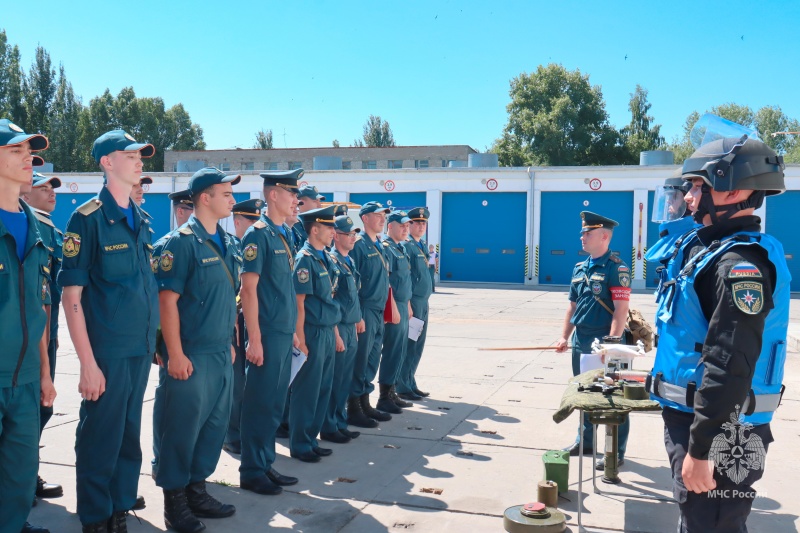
[[579, 353, 605, 373], [408, 317, 425, 341], [289, 347, 307, 386]]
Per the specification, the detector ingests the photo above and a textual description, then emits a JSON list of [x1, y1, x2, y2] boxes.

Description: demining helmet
[[651, 169, 691, 223], [682, 114, 785, 224]]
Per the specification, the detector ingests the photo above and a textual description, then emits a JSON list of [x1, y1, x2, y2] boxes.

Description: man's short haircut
[[191, 185, 216, 205]]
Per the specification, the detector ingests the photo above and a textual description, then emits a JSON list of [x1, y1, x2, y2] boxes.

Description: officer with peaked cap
[[169, 189, 195, 228], [238, 169, 303, 495], [554, 211, 632, 465], [348, 201, 393, 427], [21, 173, 66, 503], [0, 119, 55, 533], [293, 185, 326, 247], [397, 207, 433, 400], [375, 210, 414, 414], [650, 134, 789, 531], [154, 167, 241, 531], [59, 129, 158, 532], [223, 198, 263, 455], [288, 205, 341, 462], [321, 214, 364, 443]]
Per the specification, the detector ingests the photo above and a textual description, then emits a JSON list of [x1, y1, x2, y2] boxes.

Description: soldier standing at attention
[[223, 198, 262, 455], [21, 173, 66, 503], [554, 212, 631, 467], [320, 214, 364, 444], [288, 205, 341, 463], [154, 168, 241, 532], [130, 176, 152, 207], [293, 185, 325, 247], [376, 210, 414, 414], [348, 202, 393, 428], [0, 119, 55, 533], [238, 169, 303, 496], [397, 207, 433, 401], [169, 189, 194, 228], [59, 130, 159, 533]]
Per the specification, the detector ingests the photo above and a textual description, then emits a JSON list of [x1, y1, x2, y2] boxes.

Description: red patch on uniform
[[610, 287, 631, 301]]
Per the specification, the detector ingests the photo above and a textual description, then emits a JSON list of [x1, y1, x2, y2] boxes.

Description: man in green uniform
[[289, 205, 341, 462], [293, 185, 325, 247], [155, 168, 241, 532], [555, 211, 631, 464], [0, 119, 55, 533], [238, 169, 303, 495], [376, 210, 414, 414], [130, 176, 152, 207], [321, 214, 364, 443], [169, 189, 194, 228], [223, 198, 262, 455], [21, 172, 66, 501], [60, 129, 159, 533], [348, 202, 393, 428], [397, 207, 433, 400]]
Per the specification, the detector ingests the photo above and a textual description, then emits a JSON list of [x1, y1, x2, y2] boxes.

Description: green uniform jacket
[[294, 242, 341, 328], [33, 209, 64, 337], [350, 234, 390, 312], [568, 249, 630, 332], [58, 186, 160, 357], [156, 216, 242, 355], [330, 249, 362, 325], [384, 237, 412, 302], [0, 200, 51, 387], [240, 215, 297, 334], [402, 237, 433, 300]]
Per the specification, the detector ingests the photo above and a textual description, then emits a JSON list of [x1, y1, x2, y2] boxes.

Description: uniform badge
[[42, 277, 48, 301], [297, 268, 310, 283], [732, 281, 763, 315], [346, 217, 353, 225], [8, 122, 23, 132], [63, 233, 81, 258], [160, 250, 174, 272], [244, 244, 257, 261], [729, 262, 762, 278], [150, 254, 159, 274], [591, 282, 602, 294], [617, 265, 630, 273], [124, 133, 136, 141], [619, 273, 630, 288]]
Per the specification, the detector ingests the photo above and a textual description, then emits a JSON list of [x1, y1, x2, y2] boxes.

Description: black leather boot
[[390, 385, 412, 408], [375, 384, 402, 414], [163, 488, 206, 533], [81, 520, 108, 533], [362, 393, 393, 420], [186, 481, 235, 519], [108, 511, 127, 533], [346, 396, 378, 428]]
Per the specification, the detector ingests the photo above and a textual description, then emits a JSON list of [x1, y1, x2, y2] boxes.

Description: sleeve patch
[[610, 287, 631, 301], [617, 265, 630, 273], [63, 233, 81, 258], [732, 281, 764, 315], [619, 273, 630, 287], [160, 251, 174, 272], [729, 262, 762, 279], [297, 268, 310, 283], [244, 244, 258, 261]]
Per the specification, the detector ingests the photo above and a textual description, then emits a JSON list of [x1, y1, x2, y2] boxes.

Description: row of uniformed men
[[0, 120, 435, 533]]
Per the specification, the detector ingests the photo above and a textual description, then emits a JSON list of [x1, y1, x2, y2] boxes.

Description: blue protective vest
[[650, 231, 790, 425]]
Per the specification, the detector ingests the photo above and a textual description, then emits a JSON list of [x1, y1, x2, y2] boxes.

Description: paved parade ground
[[31, 286, 800, 532]]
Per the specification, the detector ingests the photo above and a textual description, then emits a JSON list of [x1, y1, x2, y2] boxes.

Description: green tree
[[332, 139, 340, 148], [254, 129, 273, 149], [493, 64, 624, 166], [620, 85, 664, 162], [361, 115, 395, 147], [5, 44, 27, 128], [48, 65, 84, 171], [0, 30, 10, 116], [24, 46, 57, 134]]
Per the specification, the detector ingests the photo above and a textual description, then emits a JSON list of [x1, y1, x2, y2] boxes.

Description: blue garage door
[[766, 191, 799, 292], [140, 193, 172, 240], [349, 192, 427, 212], [440, 192, 527, 283], [539, 192, 634, 285]]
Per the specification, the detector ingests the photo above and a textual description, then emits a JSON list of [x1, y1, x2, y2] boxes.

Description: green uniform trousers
[[351, 307, 384, 397], [76, 355, 150, 525], [397, 297, 428, 394], [155, 350, 232, 490], [239, 333, 293, 482], [322, 322, 357, 434], [289, 325, 335, 454], [379, 300, 410, 385], [0, 382, 39, 533]]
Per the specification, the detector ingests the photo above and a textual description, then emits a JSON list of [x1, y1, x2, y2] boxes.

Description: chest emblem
[[63, 233, 81, 258], [591, 282, 602, 294]]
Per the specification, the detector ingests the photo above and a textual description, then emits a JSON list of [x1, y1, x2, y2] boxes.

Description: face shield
[[651, 186, 687, 223]]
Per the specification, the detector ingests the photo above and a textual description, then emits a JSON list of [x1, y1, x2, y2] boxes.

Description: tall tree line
[[0, 30, 206, 172]]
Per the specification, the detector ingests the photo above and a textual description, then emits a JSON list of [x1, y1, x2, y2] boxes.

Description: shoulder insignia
[[77, 198, 102, 216], [139, 208, 152, 219], [732, 281, 764, 315], [729, 262, 762, 279], [609, 254, 622, 264], [253, 220, 267, 229], [300, 249, 312, 256], [178, 226, 193, 235], [329, 254, 338, 264], [33, 210, 55, 228], [355, 235, 363, 242], [381, 241, 390, 247], [575, 261, 583, 267]]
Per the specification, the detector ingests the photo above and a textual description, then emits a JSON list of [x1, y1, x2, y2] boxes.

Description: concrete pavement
[[29, 286, 800, 532]]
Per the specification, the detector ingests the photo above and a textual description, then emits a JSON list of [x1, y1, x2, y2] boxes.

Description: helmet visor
[[652, 186, 687, 223], [690, 113, 760, 153]]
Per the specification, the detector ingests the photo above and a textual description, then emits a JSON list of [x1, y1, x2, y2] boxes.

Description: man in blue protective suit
[[648, 136, 789, 532]]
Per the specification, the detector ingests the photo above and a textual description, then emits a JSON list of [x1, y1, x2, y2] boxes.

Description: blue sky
[[4, 1, 799, 152]]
